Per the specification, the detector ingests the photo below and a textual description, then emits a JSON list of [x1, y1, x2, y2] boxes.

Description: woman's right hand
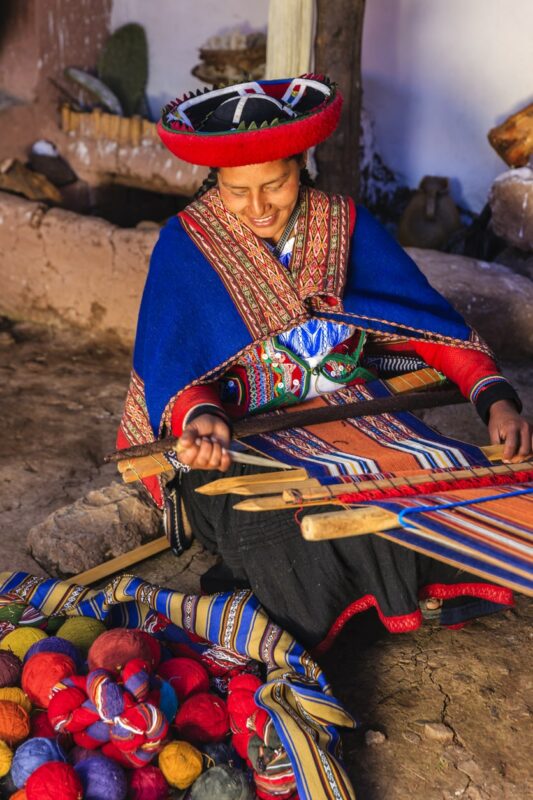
[[177, 414, 232, 472]]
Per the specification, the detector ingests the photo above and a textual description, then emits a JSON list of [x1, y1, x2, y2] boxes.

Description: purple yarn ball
[[69, 745, 96, 765], [24, 635, 83, 670], [74, 755, 127, 800], [0, 650, 22, 688], [11, 737, 66, 788]]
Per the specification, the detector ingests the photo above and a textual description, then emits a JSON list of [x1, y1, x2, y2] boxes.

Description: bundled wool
[[0, 604, 26, 625], [74, 755, 127, 800], [0, 629, 48, 661], [30, 711, 56, 739], [158, 740, 203, 789], [11, 737, 66, 788], [157, 658, 209, 702], [188, 765, 255, 800], [88, 630, 152, 674], [56, 618, 106, 655], [174, 692, 229, 744], [0, 699, 30, 745], [22, 653, 76, 709], [127, 765, 169, 800], [0, 738, 13, 776], [25, 761, 83, 800], [0, 688, 31, 714], [24, 637, 82, 671], [0, 651, 22, 688]]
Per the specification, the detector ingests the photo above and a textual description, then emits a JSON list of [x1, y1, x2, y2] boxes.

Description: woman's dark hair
[[194, 153, 314, 200]]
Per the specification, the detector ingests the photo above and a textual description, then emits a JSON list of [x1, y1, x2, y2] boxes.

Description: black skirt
[[180, 463, 512, 651]]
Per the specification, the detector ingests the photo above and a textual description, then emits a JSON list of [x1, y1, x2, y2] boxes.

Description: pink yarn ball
[[128, 765, 169, 800]]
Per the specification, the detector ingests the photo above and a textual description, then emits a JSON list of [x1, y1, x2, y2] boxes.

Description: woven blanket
[[0, 572, 356, 800]]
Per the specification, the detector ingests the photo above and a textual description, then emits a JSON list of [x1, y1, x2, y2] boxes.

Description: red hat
[[157, 75, 342, 167]]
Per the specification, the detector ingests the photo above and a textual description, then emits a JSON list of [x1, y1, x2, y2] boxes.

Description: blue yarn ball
[[24, 635, 83, 670], [157, 677, 178, 723], [11, 737, 66, 788], [74, 755, 127, 800]]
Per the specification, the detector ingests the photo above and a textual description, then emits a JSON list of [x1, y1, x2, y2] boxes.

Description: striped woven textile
[[0, 572, 356, 800], [244, 379, 490, 479], [369, 484, 533, 595]]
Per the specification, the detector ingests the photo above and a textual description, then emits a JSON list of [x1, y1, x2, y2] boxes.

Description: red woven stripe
[[336, 469, 533, 505]]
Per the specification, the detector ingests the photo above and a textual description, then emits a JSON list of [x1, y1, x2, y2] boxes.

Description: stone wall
[[1, 189, 533, 356]]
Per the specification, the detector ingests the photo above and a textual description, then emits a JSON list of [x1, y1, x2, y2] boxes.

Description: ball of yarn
[[189, 765, 255, 800], [30, 711, 56, 739], [0, 700, 30, 745], [202, 742, 240, 768], [10, 790, 28, 800], [157, 658, 209, 703], [68, 746, 95, 766], [24, 638, 82, 671], [56, 619, 106, 655], [136, 632, 161, 669], [175, 693, 229, 744], [22, 653, 76, 709], [88, 630, 152, 675], [11, 737, 66, 788], [0, 738, 13, 777], [0, 604, 26, 625], [26, 761, 82, 800], [0, 688, 31, 714], [0, 651, 22, 688], [158, 741, 203, 789], [74, 755, 127, 800], [0, 629, 48, 661], [127, 765, 169, 800]]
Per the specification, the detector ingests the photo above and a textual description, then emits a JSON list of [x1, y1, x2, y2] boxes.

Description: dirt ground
[[0, 318, 531, 800]]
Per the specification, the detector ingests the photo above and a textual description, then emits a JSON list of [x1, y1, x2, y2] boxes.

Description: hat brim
[[157, 77, 342, 167]]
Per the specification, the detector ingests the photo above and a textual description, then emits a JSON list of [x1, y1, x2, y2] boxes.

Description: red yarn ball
[[128, 765, 169, 800], [22, 653, 76, 709], [227, 674, 262, 693], [174, 692, 229, 744], [102, 742, 137, 769], [157, 658, 209, 702], [30, 710, 56, 739], [26, 761, 83, 800], [231, 731, 253, 761], [136, 632, 161, 669], [88, 630, 152, 675]]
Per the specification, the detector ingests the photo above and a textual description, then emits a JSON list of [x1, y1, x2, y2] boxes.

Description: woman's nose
[[249, 192, 269, 218]]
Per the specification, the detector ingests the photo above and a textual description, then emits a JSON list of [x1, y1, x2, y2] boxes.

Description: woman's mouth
[[250, 212, 277, 227]]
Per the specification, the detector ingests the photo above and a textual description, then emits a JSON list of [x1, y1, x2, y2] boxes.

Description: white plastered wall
[[111, 0, 533, 211]]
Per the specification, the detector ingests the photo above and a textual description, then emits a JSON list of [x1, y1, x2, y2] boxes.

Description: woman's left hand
[[487, 399, 533, 462]]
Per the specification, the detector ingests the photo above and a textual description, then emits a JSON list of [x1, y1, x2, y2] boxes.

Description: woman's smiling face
[[217, 157, 302, 244]]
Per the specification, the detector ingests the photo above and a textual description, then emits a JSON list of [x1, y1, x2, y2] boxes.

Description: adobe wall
[[0, 191, 157, 345]]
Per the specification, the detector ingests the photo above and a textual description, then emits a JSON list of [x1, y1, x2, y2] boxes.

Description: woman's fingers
[[178, 435, 232, 471]]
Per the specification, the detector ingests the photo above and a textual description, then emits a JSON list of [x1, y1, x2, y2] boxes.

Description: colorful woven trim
[[157, 76, 342, 166], [179, 186, 351, 340], [469, 374, 510, 404]]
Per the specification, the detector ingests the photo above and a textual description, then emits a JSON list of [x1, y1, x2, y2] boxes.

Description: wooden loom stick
[[73, 537, 170, 585], [300, 509, 533, 594], [105, 368, 458, 464]]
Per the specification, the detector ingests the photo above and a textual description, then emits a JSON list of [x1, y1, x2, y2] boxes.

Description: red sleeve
[[169, 383, 226, 437], [383, 339, 501, 399]]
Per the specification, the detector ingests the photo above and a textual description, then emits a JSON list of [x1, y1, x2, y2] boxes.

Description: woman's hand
[[177, 414, 232, 471], [487, 400, 533, 462]]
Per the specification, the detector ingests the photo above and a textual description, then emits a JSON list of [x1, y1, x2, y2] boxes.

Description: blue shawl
[[133, 202, 475, 435]]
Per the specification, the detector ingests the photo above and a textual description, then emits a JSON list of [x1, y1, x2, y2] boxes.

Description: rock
[[423, 722, 454, 742], [0, 331, 15, 347], [489, 167, 533, 251], [457, 759, 485, 784], [408, 247, 533, 358], [402, 730, 421, 744], [26, 481, 161, 576], [365, 729, 387, 746]]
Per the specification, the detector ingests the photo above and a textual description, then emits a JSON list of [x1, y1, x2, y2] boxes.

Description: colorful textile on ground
[[366, 484, 533, 596], [124, 196, 491, 443], [158, 76, 343, 167], [243, 379, 490, 478], [0, 573, 356, 800]]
